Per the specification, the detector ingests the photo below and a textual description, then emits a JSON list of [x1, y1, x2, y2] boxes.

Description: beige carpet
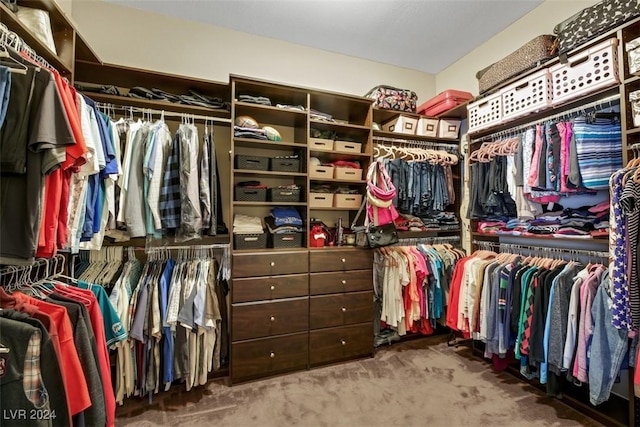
[[116, 336, 606, 427]]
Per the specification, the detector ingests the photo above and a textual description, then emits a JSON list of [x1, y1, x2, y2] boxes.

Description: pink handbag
[[366, 160, 399, 226]]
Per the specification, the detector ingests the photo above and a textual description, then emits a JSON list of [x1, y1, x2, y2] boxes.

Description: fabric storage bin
[[268, 187, 301, 202], [437, 119, 461, 139], [309, 138, 334, 151], [270, 157, 300, 172], [382, 115, 417, 135], [364, 85, 418, 113], [627, 36, 640, 76], [476, 35, 557, 95], [467, 92, 503, 133], [550, 38, 620, 107], [334, 141, 362, 153], [416, 117, 439, 137], [501, 69, 553, 121], [334, 167, 363, 181], [234, 233, 268, 250], [271, 233, 304, 249], [309, 165, 334, 179], [630, 89, 640, 127], [235, 155, 269, 171], [309, 193, 334, 208], [234, 187, 267, 202], [334, 194, 363, 209]]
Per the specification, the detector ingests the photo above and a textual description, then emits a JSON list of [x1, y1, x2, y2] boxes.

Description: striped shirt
[[573, 117, 622, 190]]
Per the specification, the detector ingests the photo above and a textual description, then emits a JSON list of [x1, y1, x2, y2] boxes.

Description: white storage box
[[416, 117, 439, 137], [334, 194, 363, 209], [334, 140, 362, 153], [630, 89, 640, 128], [467, 91, 502, 133], [626, 36, 640, 76], [309, 193, 334, 208], [501, 69, 553, 121], [334, 167, 363, 181], [437, 119, 461, 139], [309, 165, 334, 179], [382, 115, 418, 135], [309, 138, 334, 151], [550, 37, 620, 107]]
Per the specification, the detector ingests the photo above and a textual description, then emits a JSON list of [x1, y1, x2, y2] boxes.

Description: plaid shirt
[[24, 329, 49, 408], [159, 134, 181, 229]]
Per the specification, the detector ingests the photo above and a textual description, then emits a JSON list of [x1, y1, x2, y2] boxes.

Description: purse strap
[[350, 195, 368, 230]]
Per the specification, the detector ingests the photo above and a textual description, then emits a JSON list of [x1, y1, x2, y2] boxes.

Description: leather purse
[[351, 196, 398, 249]]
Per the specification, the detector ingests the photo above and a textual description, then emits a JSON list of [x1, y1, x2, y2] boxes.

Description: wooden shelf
[[625, 75, 640, 85], [626, 127, 640, 135], [233, 169, 306, 177], [233, 138, 306, 149], [104, 235, 231, 247], [0, 2, 73, 75], [309, 119, 371, 132], [80, 92, 232, 119], [233, 201, 307, 207], [373, 130, 460, 144], [308, 150, 371, 161], [309, 178, 366, 184]]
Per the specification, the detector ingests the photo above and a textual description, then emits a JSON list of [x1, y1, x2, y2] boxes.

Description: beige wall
[[70, 0, 436, 103], [436, 0, 600, 94]]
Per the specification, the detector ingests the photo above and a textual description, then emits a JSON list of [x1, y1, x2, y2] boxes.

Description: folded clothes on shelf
[[271, 207, 303, 227], [233, 214, 264, 234], [264, 216, 303, 234]]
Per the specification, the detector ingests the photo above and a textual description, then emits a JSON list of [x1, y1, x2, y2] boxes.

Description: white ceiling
[[106, 0, 544, 74]]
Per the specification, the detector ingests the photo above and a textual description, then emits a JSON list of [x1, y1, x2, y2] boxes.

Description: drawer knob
[[270, 352, 275, 358], [270, 285, 276, 291], [341, 258, 346, 263], [341, 339, 346, 345], [270, 316, 276, 322], [341, 280, 347, 285], [270, 261, 276, 267], [341, 307, 347, 312]]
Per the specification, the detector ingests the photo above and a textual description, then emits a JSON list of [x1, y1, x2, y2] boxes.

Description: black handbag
[[351, 197, 398, 249]]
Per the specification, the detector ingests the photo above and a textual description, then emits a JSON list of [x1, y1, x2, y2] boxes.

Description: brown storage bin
[[270, 157, 300, 172], [268, 187, 301, 202], [271, 233, 304, 249], [334, 141, 362, 153], [334, 167, 363, 181], [309, 193, 334, 208], [233, 233, 268, 250], [309, 138, 334, 151], [476, 35, 557, 94], [234, 155, 269, 171], [309, 165, 334, 179], [334, 194, 363, 209], [234, 187, 267, 202]]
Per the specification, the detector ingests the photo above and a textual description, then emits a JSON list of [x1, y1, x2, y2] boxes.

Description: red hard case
[[417, 90, 473, 117]]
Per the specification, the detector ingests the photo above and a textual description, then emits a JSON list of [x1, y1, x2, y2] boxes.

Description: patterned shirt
[[609, 169, 632, 331], [159, 133, 181, 229], [24, 329, 48, 408]]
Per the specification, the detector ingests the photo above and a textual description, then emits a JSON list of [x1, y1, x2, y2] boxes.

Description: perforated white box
[[550, 38, 619, 107], [467, 92, 502, 133], [501, 69, 553, 121]]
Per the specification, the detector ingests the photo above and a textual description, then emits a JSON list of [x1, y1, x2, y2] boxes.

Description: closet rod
[[471, 93, 621, 143], [373, 135, 459, 150], [395, 235, 461, 245], [472, 240, 608, 259], [0, 23, 54, 72], [144, 243, 230, 252], [629, 142, 640, 152], [95, 102, 232, 124]]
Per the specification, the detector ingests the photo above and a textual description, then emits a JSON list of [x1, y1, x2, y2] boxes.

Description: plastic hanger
[[0, 45, 28, 75]]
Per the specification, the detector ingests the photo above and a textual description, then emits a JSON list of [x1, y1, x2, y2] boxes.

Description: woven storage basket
[[268, 188, 301, 202], [270, 232, 303, 249], [270, 157, 300, 172], [234, 155, 269, 171], [234, 233, 268, 250], [234, 187, 267, 202]]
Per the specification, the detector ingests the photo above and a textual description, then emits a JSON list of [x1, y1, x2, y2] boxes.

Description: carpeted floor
[[116, 336, 607, 427]]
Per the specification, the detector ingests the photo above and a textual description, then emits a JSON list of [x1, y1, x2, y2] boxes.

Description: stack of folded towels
[[233, 214, 264, 234]]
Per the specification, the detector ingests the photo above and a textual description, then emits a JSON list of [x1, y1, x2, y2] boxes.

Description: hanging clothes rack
[[395, 235, 461, 246], [0, 23, 54, 72], [472, 239, 608, 261], [471, 93, 621, 143], [145, 243, 231, 281], [94, 102, 232, 125], [373, 135, 459, 151]]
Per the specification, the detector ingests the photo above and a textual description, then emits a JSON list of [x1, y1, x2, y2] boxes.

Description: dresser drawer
[[309, 248, 372, 272], [309, 323, 373, 366], [310, 291, 373, 329], [309, 270, 372, 295], [233, 251, 309, 277], [232, 298, 309, 341], [231, 333, 309, 381], [233, 273, 309, 303]]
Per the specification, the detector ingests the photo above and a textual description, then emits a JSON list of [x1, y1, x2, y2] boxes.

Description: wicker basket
[[268, 187, 302, 202], [234, 187, 267, 202], [270, 157, 301, 172], [234, 233, 268, 250], [270, 232, 304, 248], [235, 155, 269, 171]]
